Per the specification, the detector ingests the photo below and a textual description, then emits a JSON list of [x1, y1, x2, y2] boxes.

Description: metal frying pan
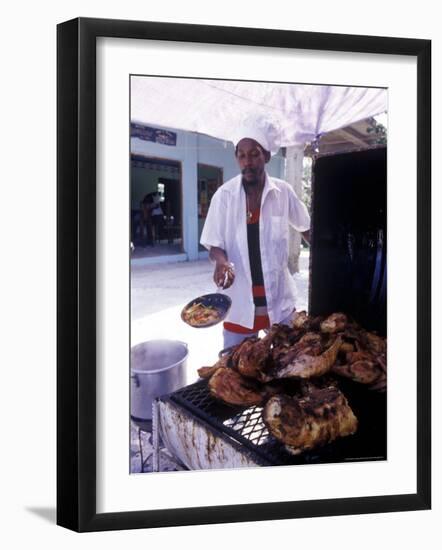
[[181, 292, 232, 328], [181, 271, 232, 328]]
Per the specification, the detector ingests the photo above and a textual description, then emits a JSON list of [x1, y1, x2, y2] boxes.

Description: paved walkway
[[130, 250, 310, 473]]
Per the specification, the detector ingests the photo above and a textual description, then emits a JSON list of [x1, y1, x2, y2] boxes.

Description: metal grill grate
[[165, 380, 276, 465], [223, 406, 270, 447], [164, 378, 387, 467]]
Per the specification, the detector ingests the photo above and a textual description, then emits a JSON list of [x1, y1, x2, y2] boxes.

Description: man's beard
[[241, 169, 260, 186]]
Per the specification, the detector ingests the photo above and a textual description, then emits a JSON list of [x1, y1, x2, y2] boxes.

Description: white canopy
[[131, 76, 387, 149]]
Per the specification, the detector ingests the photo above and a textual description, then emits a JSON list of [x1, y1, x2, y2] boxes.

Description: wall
[[131, 127, 286, 259]]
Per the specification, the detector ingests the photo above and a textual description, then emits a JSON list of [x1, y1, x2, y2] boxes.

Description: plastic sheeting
[[131, 76, 387, 149]]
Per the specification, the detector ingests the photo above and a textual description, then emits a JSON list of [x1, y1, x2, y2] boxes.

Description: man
[[150, 189, 164, 243], [200, 121, 311, 349], [140, 194, 154, 246]]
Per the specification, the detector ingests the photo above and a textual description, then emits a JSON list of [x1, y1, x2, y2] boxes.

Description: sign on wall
[[130, 123, 177, 146]]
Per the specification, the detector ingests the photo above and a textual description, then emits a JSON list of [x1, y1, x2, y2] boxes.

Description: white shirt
[[200, 173, 311, 329]]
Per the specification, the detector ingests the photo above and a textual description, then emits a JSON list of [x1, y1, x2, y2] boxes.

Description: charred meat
[[197, 350, 234, 379], [263, 386, 358, 454], [274, 336, 342, 379], [320, 312, 348, 333], [208, 367, 265, 406]]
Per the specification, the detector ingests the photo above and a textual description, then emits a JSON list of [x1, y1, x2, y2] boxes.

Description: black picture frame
[[57, 17, 431, 532]]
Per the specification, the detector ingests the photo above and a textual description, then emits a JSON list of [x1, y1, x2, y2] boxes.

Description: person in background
[[150, 190, 164, 243], [140, 194, 154, 246], [200, 118, 310, 349]]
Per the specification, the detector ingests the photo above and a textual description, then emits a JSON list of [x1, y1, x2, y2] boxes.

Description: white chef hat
[[232, 115, 281, 156]]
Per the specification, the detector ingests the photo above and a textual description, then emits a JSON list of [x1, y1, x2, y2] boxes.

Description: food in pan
[[208, 367, 265, 406], [262, 385, 358, 454], [182, 302, 221, 326], [182, 293, 232, 328]]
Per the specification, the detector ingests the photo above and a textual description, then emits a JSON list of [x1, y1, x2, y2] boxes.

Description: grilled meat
[[236, 328, 277, 382], [298, 375, 339, 396], [270, 323, 301, 348], [197, 310, 385, 455], [332, 346, 387, 390], [208, 367, 265, 406], [198, 365, 220, 379], [292, 310, 309, 329], [320, 312, 348, 333], [359, 330, 386, 355], [292, 311, 324, 332], [332, 362, 383, 385], [230, 336, 259, 370], [274, 336, 342, 379], [197, 350, 234, 379], [263, 386, 358, 454]]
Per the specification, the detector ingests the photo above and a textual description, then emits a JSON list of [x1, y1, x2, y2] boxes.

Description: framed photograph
[[57, 17, 431, 532]]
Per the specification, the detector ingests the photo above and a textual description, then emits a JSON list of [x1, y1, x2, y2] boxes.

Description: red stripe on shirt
[[224, 314, 270, 334], [252, 285, 266, 298]]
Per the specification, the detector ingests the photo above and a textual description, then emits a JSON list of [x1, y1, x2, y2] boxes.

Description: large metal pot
[[130, 339, 188, 421]]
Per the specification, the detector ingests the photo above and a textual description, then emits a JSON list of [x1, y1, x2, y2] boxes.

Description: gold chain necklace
[[245, 189, 263, 221], [246, 194, 253, 221]]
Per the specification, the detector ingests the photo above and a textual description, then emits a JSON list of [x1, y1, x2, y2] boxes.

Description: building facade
[[131, 123, 286, 263]]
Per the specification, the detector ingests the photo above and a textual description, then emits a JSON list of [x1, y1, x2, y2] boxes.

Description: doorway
[[131, 154, 183, 258]]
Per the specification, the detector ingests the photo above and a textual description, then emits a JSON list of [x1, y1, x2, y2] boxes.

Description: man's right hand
[[214, 261, 235, 289]]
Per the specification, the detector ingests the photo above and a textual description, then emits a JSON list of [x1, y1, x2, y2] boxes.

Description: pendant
[[247, 210, 252, 221]]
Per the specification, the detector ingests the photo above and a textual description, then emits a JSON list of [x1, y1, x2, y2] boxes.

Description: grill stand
[[152, 400, 160, 472], [152, 379, 386, 470], [154, 397, 264, 470], [151, 400, 189, 472]]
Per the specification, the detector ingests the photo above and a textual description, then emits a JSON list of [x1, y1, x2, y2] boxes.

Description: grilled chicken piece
[[332, 348, 386, 388], [292, 311, 325, 332], [332, 362, 382, 385], [292, 310, 309, 329], [274, 336, 342, 379], [368, 372, 387, 392], [359, 330, 386, 355], [339, 340, 355, 354], [198, 365, 220, 379], [263, 386, 358, 454], [298, 375, 339, 396], [320, 313, 348, 333], [270, 323, 300, 348], [236, 329, 277, 382], [208, 367, 265, 406], [332, 346, 387, 389], [273, 332, 323, 369], [230, 336, 259, 370], [197, 351, 233, 379]]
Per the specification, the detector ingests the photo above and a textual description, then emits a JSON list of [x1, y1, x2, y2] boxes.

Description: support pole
[[285, 145, 305, 273]]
